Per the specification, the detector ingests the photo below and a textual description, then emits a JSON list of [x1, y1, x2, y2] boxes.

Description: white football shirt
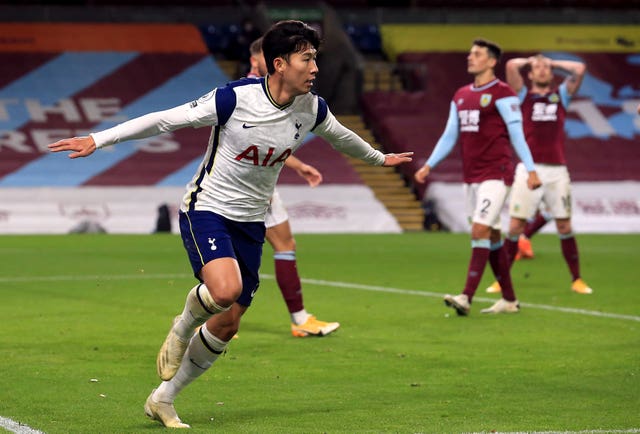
[[91, 77, 384, 222]]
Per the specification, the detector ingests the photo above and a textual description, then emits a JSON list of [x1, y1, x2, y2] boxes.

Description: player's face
[[529, 58, 553, 86], [467, 45, 495, 76], [282, 44, 318, 95]]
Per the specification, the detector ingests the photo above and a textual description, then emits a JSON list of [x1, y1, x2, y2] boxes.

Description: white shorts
[[509, 162, 571, 220], [464, 180, 510, 230], [264, 189, 289, 229]]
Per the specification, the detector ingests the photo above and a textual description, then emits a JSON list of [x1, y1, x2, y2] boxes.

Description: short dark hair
[[472, 38, 502, 62], [262, 20, 321, 75]]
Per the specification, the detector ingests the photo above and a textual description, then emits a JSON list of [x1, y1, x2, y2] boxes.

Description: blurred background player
[[414, 38, 540, 316], [486, 54, 592, 295], [249, 36, 340, 336]]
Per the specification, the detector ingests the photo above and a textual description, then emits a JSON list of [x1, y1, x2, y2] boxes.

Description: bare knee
[[200, 258, 243, 307], [471, 223, 491, 240], [555, 218, 572, 235], [205, 280, 241, 307], [266, 223, 296, 252], [508, 217, 527, 238]]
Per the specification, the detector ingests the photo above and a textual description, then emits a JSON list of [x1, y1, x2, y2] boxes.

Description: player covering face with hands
[[49, 20, 412, 429]]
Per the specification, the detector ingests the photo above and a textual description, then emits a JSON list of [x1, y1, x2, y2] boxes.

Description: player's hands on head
[[414, 164, 431, 184], [48, 136, 97, 159], [382, 152, 413, 167]]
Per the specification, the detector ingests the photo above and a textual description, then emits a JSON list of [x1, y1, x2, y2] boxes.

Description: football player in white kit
[[49, 20, 412, 428], [248, 36, 340, 338]]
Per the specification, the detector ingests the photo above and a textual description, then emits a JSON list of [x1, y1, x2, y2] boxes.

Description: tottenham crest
[[480, 94, 492, 107]]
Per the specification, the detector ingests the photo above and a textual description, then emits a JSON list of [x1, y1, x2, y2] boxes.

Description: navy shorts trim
[[179, 210, 265, 307]]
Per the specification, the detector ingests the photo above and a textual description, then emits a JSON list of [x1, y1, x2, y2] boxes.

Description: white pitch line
[[0, 416, 45, 434], [1, 273, 639, 323], [1, 274, 638, 434], [285, 275, 640, 323], [471, 430, 640, 434], [0, 273, 189, 283]]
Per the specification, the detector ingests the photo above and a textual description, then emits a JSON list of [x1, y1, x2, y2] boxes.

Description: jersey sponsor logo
[[480, 94, 492, 107], [532, 102, 558, 122], [242, 123, 256, 129], [459, 109, 480, 132], [235, 145, 292, 166]]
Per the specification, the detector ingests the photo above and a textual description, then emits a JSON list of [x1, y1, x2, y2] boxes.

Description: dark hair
[[249, 36, 263, 56], [472, 38, 502, 62], [262, 20, 321, 75]]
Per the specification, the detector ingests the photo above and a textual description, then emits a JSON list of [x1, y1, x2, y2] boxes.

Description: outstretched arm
[[284, 155, 323, 187], [48, 135, 97, 159], [314, 109, 412, 167], [48, 105, 198, 158], [551, 59, 586, 96], [48, 90, 220, 158], [383, 152, 413, 167]]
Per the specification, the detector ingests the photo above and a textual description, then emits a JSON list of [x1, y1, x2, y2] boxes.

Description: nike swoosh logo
[[242, 123, 256, 129]]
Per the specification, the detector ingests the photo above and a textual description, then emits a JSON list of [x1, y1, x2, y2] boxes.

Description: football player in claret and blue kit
[[414, 38, 541, 316], [484, 54, 591, 295], [49, 19, 412, 429]]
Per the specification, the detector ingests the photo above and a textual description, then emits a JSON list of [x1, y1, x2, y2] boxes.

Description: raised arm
[[49, 88, 223, 158], [49, 104, 199, 158], [48, 135, 97, 159], [551, 59, 586, 96], [505, 57, 531, 94]]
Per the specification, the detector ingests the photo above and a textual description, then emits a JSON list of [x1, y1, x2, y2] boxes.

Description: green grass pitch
[[0, 233, 638, 433]]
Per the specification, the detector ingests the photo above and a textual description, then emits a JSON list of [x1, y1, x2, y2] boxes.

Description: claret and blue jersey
[[426, 78, 535, 185]]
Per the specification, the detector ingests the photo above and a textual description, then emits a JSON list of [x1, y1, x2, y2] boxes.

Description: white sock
[[174, 284, 229, 341], [153, 326, 229, 404], [291, 309, 311, 325]]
